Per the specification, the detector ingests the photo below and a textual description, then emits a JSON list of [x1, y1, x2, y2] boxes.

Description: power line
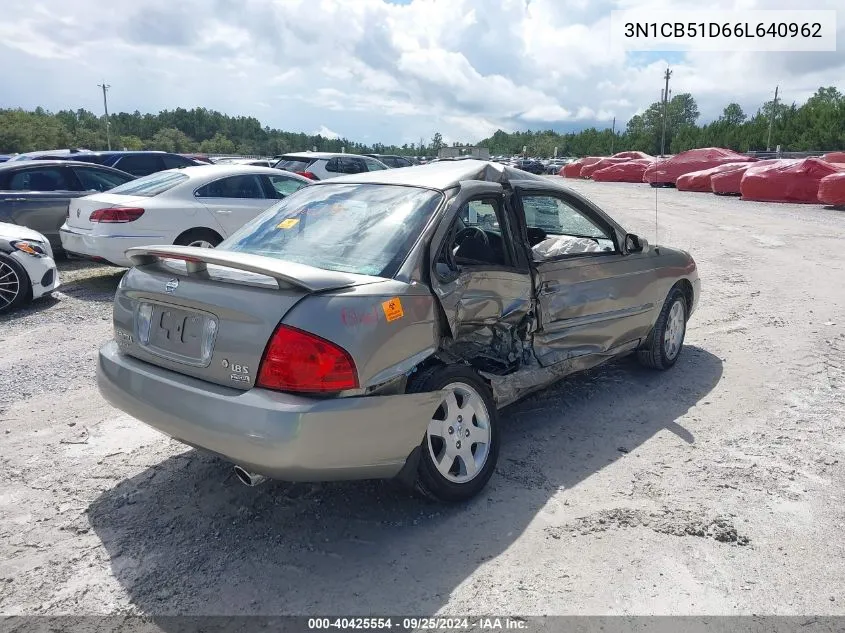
[[97, 82, 112, 150]]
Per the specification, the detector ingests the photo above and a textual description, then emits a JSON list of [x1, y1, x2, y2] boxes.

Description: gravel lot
[[1, 179, 843, 617]]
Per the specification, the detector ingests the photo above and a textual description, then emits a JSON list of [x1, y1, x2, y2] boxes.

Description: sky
[[1, 0, 842, 146]]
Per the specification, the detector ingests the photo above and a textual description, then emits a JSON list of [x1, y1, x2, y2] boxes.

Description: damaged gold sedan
[[98, 160, 700, 502]]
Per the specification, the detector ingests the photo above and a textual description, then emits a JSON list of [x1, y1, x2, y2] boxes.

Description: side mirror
[[624, 233, 648, 254]]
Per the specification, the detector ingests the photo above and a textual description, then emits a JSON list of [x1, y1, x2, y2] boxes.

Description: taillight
[[296, 171, 318, 180], [89, 207, 145, 223], [257, 325, 358, 393]]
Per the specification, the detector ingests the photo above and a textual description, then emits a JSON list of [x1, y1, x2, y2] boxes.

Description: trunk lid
[[112, 246, 384, 390], [66, 194, 148, 231]]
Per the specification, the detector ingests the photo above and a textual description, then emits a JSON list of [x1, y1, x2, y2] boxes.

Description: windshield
[[106, 170, 188, 196], [220, 183, 443, 277]]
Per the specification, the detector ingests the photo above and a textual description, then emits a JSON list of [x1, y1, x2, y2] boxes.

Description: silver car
[[273, 152, 389, 181], [98, 160, 700, 502]]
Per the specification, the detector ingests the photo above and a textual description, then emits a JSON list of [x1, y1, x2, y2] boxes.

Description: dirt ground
[[0, 179, 843, 617]]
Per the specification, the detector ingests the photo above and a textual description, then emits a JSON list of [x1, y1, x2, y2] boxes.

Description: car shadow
[[0, 293, 61, 321], [56, 260, 125, 303], [86, 346, 722, 616]]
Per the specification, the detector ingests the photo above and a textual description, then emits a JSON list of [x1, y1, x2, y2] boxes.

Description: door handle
[[216, 210, 232, 214], [541, 280, 560, 294], [5, 198, 27, 202]]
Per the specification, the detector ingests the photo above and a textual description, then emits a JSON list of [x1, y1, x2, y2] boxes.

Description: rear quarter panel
[[281, 280, 440, 389], [125, 198, 227, 243], [649, 245, 699, 317]]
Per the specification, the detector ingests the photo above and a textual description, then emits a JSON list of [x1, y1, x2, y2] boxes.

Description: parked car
[[214, 157, 274, 168], [65, 151, 200, 177], [273, 152, 388, 180], [364, 154, 415, 168], [0, 160, 136, 253], [96, 159, 700, 502], [7, 148, 94, 162], [60, 165, 311, 266], [544, 159, 567, 174], [0, 222, 60, 313], [180, 154, 214, 164], [514, 159, 545, 174]]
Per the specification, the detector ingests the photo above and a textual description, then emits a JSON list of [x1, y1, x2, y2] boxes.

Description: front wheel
[[0, 254, 31, 314], [638, 287, 687, 370], [407, 366, 500, 502]]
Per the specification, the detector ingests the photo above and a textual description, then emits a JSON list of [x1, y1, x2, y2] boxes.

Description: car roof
[[277, 152, 373, 160], [75, 150, 173, 156], [313, 159, 553, 191], [157, 164, 311, 182], [0, 159, 130, 172]]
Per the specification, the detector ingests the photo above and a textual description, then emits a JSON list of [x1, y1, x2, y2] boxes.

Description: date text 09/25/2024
[[307, 617, 529, 630]]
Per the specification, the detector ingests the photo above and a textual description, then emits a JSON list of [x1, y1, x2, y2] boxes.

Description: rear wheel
[[0, 254, 31, 314], [174, 228, 222, 248], [407, 365, 499, 502], [638, 287, 687, 370]]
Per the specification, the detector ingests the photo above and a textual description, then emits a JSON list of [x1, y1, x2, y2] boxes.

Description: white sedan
[[0, 222, 60, 313], [59, 165, 310, 267]]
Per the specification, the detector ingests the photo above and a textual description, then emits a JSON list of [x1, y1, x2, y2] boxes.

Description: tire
[[638, 287, 687, 370], [406, 365, 500, 502], [174, 228, 222, 248], [0, 253, 32, 314]]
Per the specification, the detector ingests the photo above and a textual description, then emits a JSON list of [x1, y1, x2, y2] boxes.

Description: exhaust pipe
[[233, 465, 267, 487]]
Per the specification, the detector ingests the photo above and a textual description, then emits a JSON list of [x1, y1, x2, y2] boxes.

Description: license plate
[[142, 304, 218, 366]]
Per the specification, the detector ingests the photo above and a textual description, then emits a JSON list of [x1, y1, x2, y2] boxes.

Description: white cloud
[[0, 0, 842, 145], [314, 125, 342, 139]]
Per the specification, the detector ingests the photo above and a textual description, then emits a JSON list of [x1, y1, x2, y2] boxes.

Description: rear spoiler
[[125, 245, 383, 293]]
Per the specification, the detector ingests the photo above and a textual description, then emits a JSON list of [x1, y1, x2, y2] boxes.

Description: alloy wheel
[[425, 382, 492, 484], [0, 260, 21, 311], [663, 300, 686, 361]]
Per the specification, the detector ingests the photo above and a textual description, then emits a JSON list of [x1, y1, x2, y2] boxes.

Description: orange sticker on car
[[381, 297, 404, 322], [277, 218, 299, 229]]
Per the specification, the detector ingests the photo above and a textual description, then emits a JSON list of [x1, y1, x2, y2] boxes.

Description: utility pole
[[97, 82, 112, 150], [610, 116, 616, 154], [660, 67, 672, 157], [766, 85, 779, 152]]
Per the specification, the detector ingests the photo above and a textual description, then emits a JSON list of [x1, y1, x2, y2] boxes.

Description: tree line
[[480, 87, 844, 157], [0, 86, 842, 158]]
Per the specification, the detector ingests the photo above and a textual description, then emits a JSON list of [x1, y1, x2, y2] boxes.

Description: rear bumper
[[97, 341, 440, 481], [60, 225, 167, 267]]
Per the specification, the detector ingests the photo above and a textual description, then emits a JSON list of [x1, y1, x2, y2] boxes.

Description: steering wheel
[[454, 226, 490, 248]]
